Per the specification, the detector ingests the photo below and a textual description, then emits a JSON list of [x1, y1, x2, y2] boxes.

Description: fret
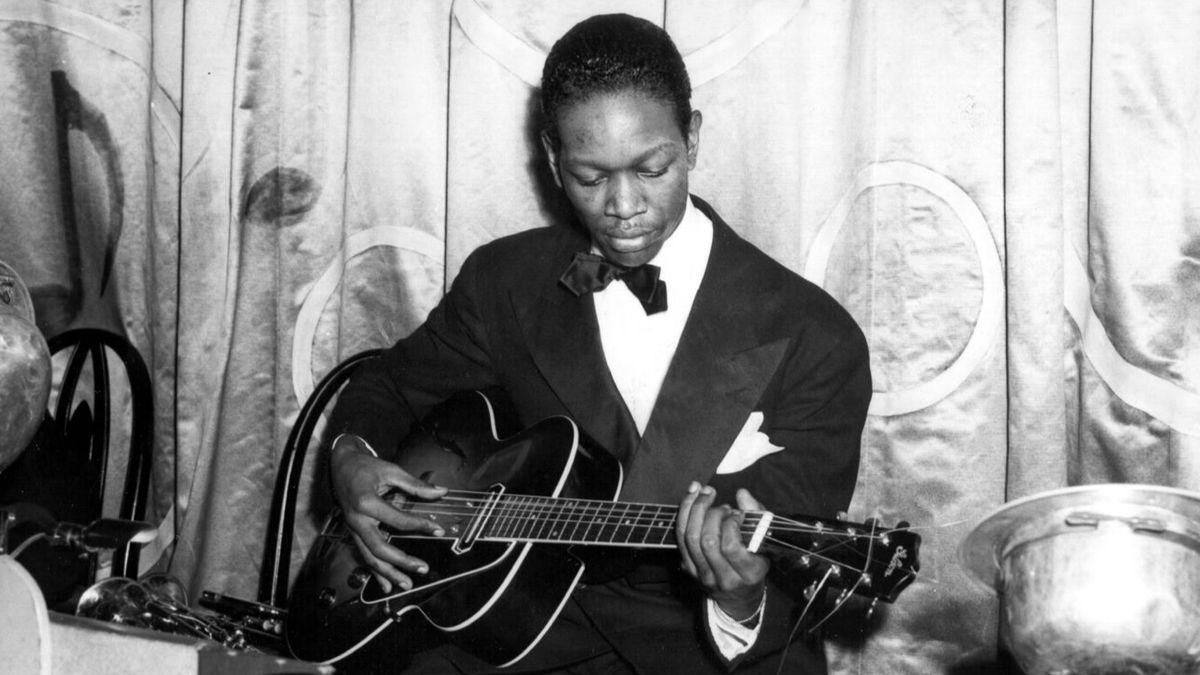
[[639, 504, 659, 544], [564, 498, 588, 542], [544, 497, 570, 542], [628, 502, 648, 542], [498, 495, 528, 539], [615, 502, 635, 544], [559, 498, 581, 541], [485, 495, 511, 539], [642, 506, 659, 543], [588, 502, 612, 543], [643, 505, 674, 546], [512, 495, 536, 538], [513, 495, 539, 541], [530, 496, 557, 541], [596, 502, 618, 542], [576, 499, 600, 543], [523, 496, 547, 540]]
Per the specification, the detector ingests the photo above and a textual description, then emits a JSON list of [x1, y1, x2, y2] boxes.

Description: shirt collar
[[585, 195, 713, 280], [650, 195, 712, 285]]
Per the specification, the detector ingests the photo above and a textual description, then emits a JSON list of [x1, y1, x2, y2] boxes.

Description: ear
[[540, 130, 564, 189], [685, 110, 702, 170]]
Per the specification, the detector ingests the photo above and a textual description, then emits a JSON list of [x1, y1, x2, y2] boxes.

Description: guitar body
[[287, 391, 623, 666]]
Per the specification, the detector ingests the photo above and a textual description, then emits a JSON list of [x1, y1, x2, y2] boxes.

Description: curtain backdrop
[[1, 1, 1198, 672]]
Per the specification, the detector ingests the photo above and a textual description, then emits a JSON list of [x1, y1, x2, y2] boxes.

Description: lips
[[605, 225, 654, 240]]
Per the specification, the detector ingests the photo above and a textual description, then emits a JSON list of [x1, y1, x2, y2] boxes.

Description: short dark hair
[[540, 14, 692, 146]]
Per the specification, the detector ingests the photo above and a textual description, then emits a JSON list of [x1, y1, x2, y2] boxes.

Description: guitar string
[[326, 528, 891, 583], [396, 502, 885, 539], [415, 490, 909, 534], [774, 566, 835, 675], [372, 489, 910, 578], [324, 522, 909, 586], [393, 493, 902, 542], [376, 505, 897, 580], [385, 505, 904, 561]]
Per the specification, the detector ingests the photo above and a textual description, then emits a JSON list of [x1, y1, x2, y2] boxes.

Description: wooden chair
[[258, 349, 382, 608], [0, 328, 153, 606]]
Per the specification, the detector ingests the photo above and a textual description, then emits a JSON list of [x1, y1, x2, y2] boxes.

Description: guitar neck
[[397, 489, 919, 603], [423, 490, 769, 551]]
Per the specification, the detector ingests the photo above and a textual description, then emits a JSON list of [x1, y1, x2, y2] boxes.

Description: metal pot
[[961, 484, 1200, 675], [0, 261, 49, 472]]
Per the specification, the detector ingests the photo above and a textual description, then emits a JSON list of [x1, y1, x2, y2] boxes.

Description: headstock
[[759, 515, 920, 603]]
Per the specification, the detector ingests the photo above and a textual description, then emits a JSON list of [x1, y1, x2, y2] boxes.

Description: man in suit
[[326, 13, 870, 675]]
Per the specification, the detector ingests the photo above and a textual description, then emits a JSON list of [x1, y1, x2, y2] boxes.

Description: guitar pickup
[[452, 484, 506, 554]]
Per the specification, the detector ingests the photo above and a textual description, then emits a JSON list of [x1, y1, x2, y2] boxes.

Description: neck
[[404, 489, 769, 551]]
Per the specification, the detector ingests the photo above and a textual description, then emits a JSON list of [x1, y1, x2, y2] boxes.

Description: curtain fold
[[1, 1, 1197, 672]]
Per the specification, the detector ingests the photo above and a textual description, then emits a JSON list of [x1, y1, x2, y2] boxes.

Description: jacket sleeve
[[327, 248, 501, 457]]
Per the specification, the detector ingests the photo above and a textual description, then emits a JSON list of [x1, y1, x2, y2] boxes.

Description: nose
[[603, 174, 645, 221]]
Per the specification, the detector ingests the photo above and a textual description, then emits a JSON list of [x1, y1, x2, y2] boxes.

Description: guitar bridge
[[452, 484, 506, 554]]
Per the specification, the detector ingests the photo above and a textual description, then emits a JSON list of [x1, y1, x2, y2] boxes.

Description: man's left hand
[[677, 482, 769, 620]]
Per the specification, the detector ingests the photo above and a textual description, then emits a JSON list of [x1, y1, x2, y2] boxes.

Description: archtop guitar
[[286, 390, 920, 666]]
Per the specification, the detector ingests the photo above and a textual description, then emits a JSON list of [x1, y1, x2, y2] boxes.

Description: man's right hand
[[329, 435, 447, 592]]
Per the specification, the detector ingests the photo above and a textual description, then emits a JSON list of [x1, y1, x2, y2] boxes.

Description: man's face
[[542, 91, 701, 268]]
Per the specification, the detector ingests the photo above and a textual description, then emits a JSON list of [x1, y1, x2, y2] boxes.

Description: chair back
[[259, 349, 382, 608], [0, 328, 153, 603]]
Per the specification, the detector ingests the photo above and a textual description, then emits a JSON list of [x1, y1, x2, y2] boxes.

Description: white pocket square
[[715, 412, 785, 474]]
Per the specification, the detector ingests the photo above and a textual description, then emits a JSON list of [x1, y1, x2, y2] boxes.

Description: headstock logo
[[884, 546, 908, 578]]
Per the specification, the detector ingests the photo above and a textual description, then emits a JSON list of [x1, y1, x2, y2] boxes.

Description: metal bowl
[[961, 484, 1200, 675], [0, 260, 49, 472]]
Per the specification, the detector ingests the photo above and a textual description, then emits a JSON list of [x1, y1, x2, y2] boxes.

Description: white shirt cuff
[[706, 592, 765, 661]]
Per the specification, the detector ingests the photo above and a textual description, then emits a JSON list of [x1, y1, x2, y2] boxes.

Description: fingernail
[[433, 528, 445, 537], [701, 485, 715, 495], [416, 565, 428, 575], [688, 482, 699, 493]]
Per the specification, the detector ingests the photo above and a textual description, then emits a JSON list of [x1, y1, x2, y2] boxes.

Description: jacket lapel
[[514, 244, 641, 464], [619, 204, 791, 503]]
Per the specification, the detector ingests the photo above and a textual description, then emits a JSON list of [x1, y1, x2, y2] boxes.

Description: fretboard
[[438, 491, 764, 549]]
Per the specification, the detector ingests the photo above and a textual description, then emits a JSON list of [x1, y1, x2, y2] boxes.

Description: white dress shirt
[[593, 196, 711, 435], [591, 197, 761, 659]]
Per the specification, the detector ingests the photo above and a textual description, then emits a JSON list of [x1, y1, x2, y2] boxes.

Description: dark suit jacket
[[329, 196, 871, 674]]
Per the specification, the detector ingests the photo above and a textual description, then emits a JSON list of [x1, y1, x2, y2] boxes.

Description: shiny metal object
[[140, 572, 189, 606], [77, 576, 247, 649], [0, 260, 50, 473], [961, 484, 1200, 674]]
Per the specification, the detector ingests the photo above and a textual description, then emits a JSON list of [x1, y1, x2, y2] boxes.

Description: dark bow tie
[[559, 252, 668, 315]]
